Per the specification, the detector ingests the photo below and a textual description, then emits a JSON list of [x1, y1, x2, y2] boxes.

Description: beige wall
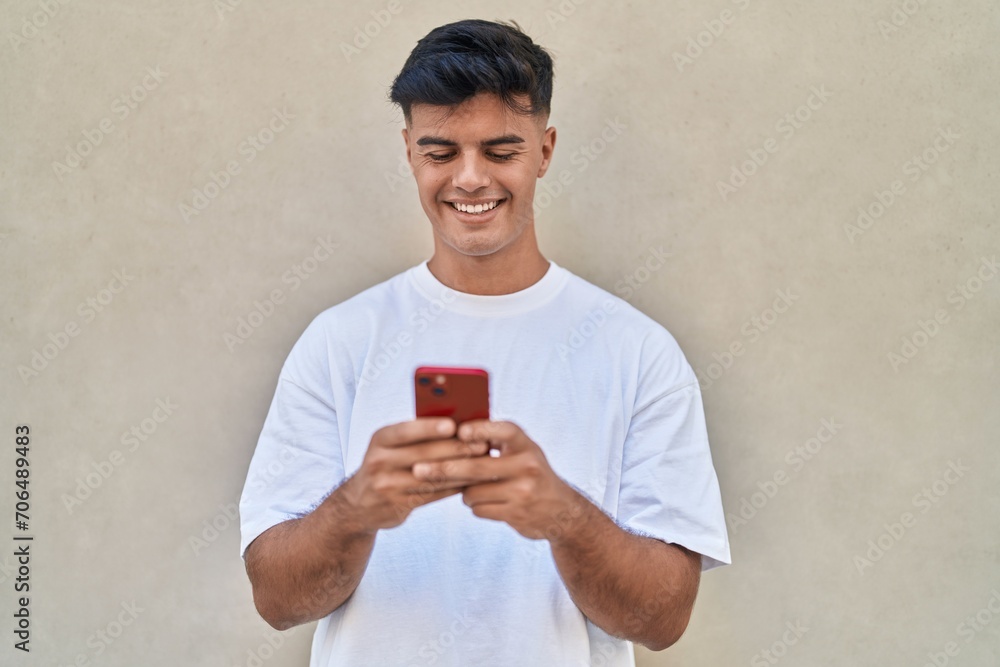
[[2, 1, 998, 665]]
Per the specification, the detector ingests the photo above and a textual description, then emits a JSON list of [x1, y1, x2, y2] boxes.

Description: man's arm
[[244, 475, 376, 631], [547, 485, 702, 652], [244, 418, 481, 631], [415, 419, 705, 651]]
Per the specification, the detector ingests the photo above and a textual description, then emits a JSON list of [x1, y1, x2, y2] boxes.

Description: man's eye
[[425, 153, 517, 162]]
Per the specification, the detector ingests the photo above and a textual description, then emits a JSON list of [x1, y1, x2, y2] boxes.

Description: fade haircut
[[388, 18, 554, 124]]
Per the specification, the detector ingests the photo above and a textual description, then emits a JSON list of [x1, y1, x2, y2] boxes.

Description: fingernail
[[413, 463, 430, 477], [438, 419, 452, 434]]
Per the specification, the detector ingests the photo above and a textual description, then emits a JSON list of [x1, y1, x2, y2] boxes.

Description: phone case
[[414, 366, 490, 425]]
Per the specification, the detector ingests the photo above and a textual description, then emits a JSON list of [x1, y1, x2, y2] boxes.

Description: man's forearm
[[245, 475, 376, 631], [547, 485, 701, 651]]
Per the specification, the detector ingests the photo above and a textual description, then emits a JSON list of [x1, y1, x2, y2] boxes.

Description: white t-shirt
[[239, 259, 731, 667]]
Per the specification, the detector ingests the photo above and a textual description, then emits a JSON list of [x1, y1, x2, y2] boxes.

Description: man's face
[[402, 93, 556, 259]]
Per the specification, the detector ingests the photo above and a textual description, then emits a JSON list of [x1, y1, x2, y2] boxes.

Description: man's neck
[[426, 249, 551, 296]]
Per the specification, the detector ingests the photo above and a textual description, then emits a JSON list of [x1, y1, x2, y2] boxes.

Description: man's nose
[[452, 153, 491, 191]]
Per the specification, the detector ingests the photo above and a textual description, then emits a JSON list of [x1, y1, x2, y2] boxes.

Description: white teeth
[[450, 200, 501, 214]]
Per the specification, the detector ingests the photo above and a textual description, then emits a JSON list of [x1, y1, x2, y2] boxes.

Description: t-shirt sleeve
[[238, 315, 346, 561], [616, 331, 732, 572]]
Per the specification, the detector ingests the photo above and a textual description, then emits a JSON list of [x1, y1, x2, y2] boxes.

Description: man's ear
[[537, 126, 557, 178], [401, 128, 411, 164]]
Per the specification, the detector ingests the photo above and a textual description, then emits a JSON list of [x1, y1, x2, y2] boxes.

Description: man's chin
[[436, 232, 507, 258]]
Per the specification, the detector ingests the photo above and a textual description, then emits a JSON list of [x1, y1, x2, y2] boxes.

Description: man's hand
[[342, 418, 489, 532], [411, 420, 581, 540]]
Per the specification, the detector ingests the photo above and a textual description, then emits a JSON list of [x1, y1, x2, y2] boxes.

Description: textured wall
[[2, 1, 998, 665]]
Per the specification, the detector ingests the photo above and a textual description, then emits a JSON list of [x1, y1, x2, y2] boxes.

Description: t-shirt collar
[[408, 258, 569, 317]]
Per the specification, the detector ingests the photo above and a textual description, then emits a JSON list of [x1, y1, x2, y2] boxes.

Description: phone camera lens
[[432, 387, 445, 396], [418, 377, 431, 386]]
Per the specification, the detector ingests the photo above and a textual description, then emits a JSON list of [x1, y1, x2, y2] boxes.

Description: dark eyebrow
[[415, 134, 526, 148]]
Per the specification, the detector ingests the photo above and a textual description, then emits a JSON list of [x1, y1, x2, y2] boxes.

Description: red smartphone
[[414, 366, 490, 425]]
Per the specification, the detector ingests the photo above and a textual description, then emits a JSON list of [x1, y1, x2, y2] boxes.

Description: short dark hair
[[388, 19, 554, 124]]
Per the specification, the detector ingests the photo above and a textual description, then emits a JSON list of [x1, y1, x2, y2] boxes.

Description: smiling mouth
[[447, 198, 506, 215]]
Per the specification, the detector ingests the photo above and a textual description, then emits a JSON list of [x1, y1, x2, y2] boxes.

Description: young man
[[239, 19, 731, 666]]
